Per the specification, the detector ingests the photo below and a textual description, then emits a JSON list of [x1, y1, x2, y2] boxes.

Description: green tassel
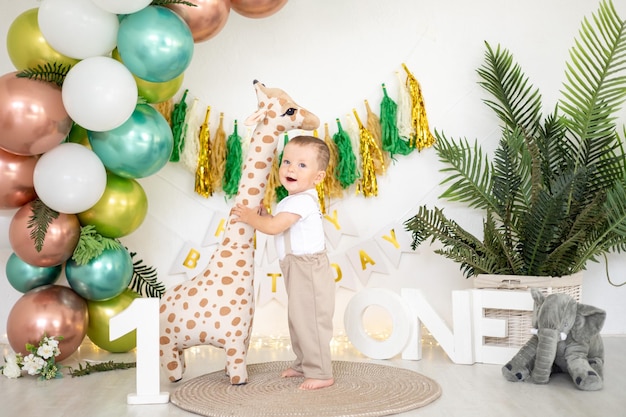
[[380, 84, 412, 157], [275, 134, 289, 202], [170, 89, 189, 162], [333, 119, 359, 188], [222, 121, 243, 198]]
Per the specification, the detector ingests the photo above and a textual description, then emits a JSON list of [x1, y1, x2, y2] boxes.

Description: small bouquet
[[1, 335, 64, 380]]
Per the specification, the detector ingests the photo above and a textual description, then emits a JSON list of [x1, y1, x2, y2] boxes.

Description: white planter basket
[[473, 272, 583, 348]]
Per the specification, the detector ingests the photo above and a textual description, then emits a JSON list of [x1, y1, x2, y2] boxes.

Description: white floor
[[1, 336, 624, 417]]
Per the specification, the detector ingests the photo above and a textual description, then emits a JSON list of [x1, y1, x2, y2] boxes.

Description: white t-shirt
[[274, 189, 325, 260]]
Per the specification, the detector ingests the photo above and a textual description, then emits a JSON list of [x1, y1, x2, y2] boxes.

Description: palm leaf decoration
[[405, 0, 626, 279], [128, 251, 165, 298], [72, 225, 122, 266]]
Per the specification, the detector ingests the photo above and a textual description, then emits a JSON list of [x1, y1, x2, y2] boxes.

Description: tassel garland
[[222, 121, 243, 198], [402, 63, 435, 150], [170, 89, 189, 162], [353, 109, 381, 197], [332, 119, 359, 189]]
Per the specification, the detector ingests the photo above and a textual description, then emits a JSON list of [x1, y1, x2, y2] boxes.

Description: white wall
[[1, 0, 625, 342]]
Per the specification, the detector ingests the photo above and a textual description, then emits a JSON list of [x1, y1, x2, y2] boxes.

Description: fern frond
[[71, 225, 121, 265], [26, 199, 60, 252], [16, 62, 72, 87], [128, 251, 165, 298]]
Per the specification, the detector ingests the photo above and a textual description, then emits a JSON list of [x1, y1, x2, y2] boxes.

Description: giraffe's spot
[[160, 336, 171, 345], [235, 330, 243, 336], [236, 287, 246, 295], [247, 172, 254, 179], [173, 284, 182, 292], [277, 125, 286, 132], [226, 331, 232, 337], [217, 289, 224, 296], [241, 299, 248, 305], [230, 300, 237, 305], [236, 259, 246, 267], [175, 294, 182, 300], [222, 277, 234, 285], [248, 187, 261, 196], [231, 376, 241, 384], [204, 311, 212, 318], [227, 348, 237, 356], [232, 317, 241, 326], [218, 338, 226, 345], [174, 326, 181, 333], [216, 261, 224, 268], [221, 250, 233, 258], [223, 237, 231, 245], [160, 304, 167, 313], [167, 361, 179, 371], [194, 312, 200, 318], [254, 161, 268, 169], [167, 313, 176, 323], [199, 298, 209, 307], [188, 288, 198, 297], [183, 302, 189, 310], [199, 332, 207, 343], [220, 306, 232, 316], [186, 320, 196, 330], [234, 358, 244, 364], [215, 322, 221, 329]]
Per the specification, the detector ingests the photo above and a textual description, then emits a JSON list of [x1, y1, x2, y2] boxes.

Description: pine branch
[[72, 225, 122, 265], [128, 250, 166, 298], [16, 62, 72, 87], [68, 361, 136, 377], [27, 199, 60, 252]]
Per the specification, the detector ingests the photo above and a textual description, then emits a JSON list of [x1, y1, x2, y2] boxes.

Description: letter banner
[[323, 207, 360, 249], [254, 264, 288, 307], [345, 240, 389, 286], [374, 221, 416, 267], [169, 241, 215, 279], [201, 210, 229, 246]]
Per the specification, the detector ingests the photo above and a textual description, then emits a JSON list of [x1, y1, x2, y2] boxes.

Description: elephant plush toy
[[502, 288, 606, 391]]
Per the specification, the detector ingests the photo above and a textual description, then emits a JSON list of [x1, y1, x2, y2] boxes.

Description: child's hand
[[231, 203, 257, 224]]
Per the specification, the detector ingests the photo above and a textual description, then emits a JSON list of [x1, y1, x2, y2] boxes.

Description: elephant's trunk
[[531, 328, 559, 384]]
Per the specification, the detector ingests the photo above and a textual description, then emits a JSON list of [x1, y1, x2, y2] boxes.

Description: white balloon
[[62, 56, 138, 132], [91, 0, 152, 15], [33, 143, 107, 214], [38, 0, 119, 59]]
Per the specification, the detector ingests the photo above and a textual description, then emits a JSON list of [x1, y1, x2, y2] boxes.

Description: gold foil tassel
[[210, 112, 227, 192], [353, 109, 381, 197], [194, 106, 213, 197], [364, 99, 388, 174], [402, 63, 435, 151], [322, 122, 343, 200]]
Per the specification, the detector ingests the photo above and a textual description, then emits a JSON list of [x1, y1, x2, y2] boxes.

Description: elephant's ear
[[571, 303, 606, 341], [530, 289, 545, 328]]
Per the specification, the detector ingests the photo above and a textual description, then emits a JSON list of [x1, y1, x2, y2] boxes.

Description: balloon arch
[[1, 0, 288, 360]]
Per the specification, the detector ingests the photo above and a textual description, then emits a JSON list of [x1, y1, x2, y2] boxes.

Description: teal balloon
[[117, 6, 193, 82], [5, 253, 62, 293], [65, 246, 133, 301], [88, 104, 173, 178]]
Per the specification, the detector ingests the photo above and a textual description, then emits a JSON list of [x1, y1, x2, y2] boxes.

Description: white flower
[[37, 343, 56, 360], [2, 361, 22, 378], [44, 337, 59, 350], [4, 353, 19, 366], [21, 354, 45, 376]]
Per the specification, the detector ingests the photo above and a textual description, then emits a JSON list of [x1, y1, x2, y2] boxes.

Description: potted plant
[[405, 0, 626, 288]]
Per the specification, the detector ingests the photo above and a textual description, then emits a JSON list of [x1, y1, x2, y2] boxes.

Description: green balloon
[[87, 289, 141, 353], [5, 252, 62, 293], [77, 172, 148, 238]]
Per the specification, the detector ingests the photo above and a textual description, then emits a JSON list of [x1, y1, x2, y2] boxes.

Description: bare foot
[[299, 378, 334, 390], [281, 368, 304, 378]]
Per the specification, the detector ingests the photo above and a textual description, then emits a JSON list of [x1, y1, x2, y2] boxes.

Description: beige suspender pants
[[279, 228, 335, 380]]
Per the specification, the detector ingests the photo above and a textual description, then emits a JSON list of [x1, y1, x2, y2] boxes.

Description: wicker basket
[[473, 272, 583, 348]]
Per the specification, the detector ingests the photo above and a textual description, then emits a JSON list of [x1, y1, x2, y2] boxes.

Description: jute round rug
[[170, 361, 441, 417]]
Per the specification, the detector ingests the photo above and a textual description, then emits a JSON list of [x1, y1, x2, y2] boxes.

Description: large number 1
[[110, 298, 170, 404]]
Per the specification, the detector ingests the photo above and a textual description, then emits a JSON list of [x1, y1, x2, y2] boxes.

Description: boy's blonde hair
[[287, 135, 330, 171]]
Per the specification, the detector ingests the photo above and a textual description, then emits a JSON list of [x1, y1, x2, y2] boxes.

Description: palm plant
[[404, 0, 626, 279]]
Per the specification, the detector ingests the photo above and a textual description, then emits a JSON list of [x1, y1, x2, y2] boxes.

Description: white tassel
[[396, 71, 413, 138], [180, 97, 201, 173]]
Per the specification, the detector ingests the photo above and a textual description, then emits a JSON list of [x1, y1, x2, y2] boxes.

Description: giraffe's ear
[[244, 108, 266, 126]]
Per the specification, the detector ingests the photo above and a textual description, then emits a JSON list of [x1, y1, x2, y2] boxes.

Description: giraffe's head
[[244, 80, 320, 132]]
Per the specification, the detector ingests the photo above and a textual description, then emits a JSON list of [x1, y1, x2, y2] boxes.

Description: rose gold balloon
[[9, 200, 81, 267], [0, 148, 38, 209], [231, 0, 288, 18], [0, 72, 72, 156], [7, 285, 88, 362], [167, 0, 231, 43]]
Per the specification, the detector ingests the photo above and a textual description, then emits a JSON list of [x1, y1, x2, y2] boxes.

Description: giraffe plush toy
[[159, 80, 320, 384]]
